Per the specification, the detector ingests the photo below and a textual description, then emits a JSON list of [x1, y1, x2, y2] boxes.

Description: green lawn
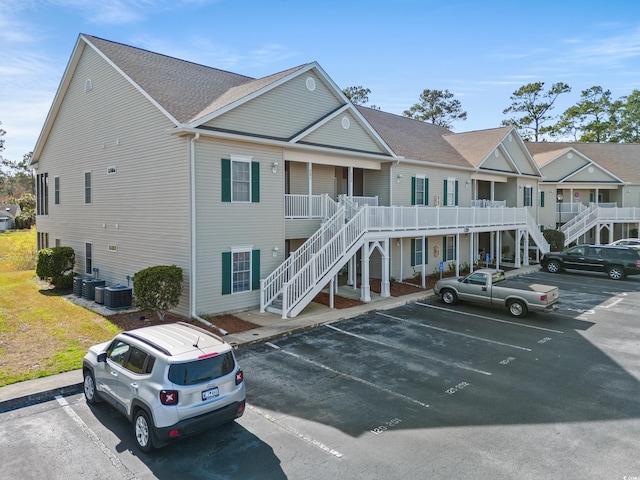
[[0, 230, 121, 386]]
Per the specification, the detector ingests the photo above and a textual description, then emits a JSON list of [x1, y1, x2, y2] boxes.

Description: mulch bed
[[104, 310, 261, 336]]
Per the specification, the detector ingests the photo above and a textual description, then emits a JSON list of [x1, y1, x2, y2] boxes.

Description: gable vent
[[85, 79, 93, 92]]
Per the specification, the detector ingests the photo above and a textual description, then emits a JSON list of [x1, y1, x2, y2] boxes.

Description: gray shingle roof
[[443, 127, 512, 168], [527, 142, 640, 184], [84, 35, 308, 125], [356, 106, 473, 168]]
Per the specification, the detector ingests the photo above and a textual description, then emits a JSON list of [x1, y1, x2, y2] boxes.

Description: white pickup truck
[[433, 268, 559, 317]]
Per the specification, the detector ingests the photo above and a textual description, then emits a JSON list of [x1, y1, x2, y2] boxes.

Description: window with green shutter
[[221, 158, 260, 203], [540, 190, 545, 207], [444, 178, 458, 206], [412, 177, 429, 206], [411, 238, 428, 266], [222, 249, 261, 295]]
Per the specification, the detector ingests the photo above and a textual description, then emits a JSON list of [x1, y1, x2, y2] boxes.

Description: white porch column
[[523, 231, 530, 266], [455, 233, 460, 276], [307, 163, 313, 217], [515, 229, 522, 268], [421, 236, 426, 288], [491, 181, 495, 201], [381, 239, 391, 298], [495, 232, 501, 270], [348, 166, 353, 198], [360, 242, 371, 301]]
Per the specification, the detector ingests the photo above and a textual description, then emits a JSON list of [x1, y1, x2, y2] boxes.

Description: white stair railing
[[264, 205, 553, 318], [260, 206, 346, 313], [561, 206, 640, 246]]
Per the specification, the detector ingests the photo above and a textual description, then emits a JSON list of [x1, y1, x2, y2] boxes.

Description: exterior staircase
[[261, 202, 551, 319], [561, 204, 640, 246]]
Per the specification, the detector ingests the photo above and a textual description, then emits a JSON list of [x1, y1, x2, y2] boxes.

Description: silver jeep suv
[[82, 322, 246, 451]]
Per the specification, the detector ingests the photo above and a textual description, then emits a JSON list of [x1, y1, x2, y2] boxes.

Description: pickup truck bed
[[433, 268, 559, 318]]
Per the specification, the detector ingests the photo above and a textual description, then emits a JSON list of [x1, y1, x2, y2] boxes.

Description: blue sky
[[2, 0, 640, 164]]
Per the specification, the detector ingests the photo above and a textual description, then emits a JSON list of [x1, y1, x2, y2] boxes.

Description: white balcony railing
[[284, 194, 338, 219], [471, 199, 506, 208]]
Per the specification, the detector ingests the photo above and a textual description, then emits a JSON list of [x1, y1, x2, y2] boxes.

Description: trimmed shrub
[[543, 229, 565, 252], [36, 247, 75, 287], [133, 265, 183, 321]]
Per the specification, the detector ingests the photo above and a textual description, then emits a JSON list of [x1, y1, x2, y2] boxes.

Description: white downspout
[[189, 133, 228, 335]]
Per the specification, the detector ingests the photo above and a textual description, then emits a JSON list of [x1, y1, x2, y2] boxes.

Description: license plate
[[202, 387, 219, 401]]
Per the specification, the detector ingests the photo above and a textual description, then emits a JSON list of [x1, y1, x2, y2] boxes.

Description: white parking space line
[[265, 342, 430, 408], [246, 404, 343, 458], [55, 395, 137, 480], [416, 302, 564, 334], [378, 312, 532, 352], [325, 324, 492, 376]]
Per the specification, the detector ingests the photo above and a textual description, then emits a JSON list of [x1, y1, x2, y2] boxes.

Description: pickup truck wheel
[[546, 260, 561, 274], [608, 266, 625, 280], [507, 300, 528, 318], [441, 290, 458, 305]]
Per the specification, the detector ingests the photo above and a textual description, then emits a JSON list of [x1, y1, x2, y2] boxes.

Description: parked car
[[540, 245, 640, 280], [82, 322, 246, 451], [608, 238, 640, 248], [433, 268, 559, 317]]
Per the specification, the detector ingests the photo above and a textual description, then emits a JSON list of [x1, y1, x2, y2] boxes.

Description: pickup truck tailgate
[[502, 280, 559, 303]]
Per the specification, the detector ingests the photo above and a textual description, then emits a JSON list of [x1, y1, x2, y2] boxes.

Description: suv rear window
[[603, 249, 640, 261], [168, 351, 235, 386]]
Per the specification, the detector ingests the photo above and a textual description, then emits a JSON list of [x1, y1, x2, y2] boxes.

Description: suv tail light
[[160, 390, 179, 405], [236, 370, 244, 385], [636, 260, 640, 268]]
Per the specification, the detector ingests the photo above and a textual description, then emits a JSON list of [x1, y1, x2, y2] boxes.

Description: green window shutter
[[251, 249, 261, 290], [540, 191, 545, 207], [251, 161, 260, 203], [454, 181, 459, 206], [410, 239, 416, 266], [221, 159, 231, 202], [523, 187, 526, 206], [443, 180, 448, 206], [442, 237, 447, 261], [221, 252, 231, 295], [425, 178, 429, 205], [411, 177, 416, 205]]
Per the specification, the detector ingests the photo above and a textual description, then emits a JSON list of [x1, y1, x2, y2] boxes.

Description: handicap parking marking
[[378, 311, 532, 352], [416, 302, 564, 334], [265, 342, 430, 408], [325, 324, 493, 376], [246, 404, 343, 458]]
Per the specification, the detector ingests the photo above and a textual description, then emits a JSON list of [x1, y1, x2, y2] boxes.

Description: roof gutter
[[189, 133, 228, 335]]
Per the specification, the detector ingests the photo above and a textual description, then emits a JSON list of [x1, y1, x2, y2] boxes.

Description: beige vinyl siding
[[505, 140, 538, 176], [285, 219, 324, 240], [202, 71, 342, 139], [301, 111, 386, 154], [541, 153, 588, 180], [287, 161, 309, 195], [36, 44, 192, 315], [482, 149, 515, 172], [567, 167, 618, 182], [311, 164, 335, 195], [391, 164, 472, 207], [364, 165, 390, 206], [192, 138, 284, 314]]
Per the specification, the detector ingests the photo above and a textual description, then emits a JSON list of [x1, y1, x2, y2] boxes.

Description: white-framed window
[[444, 178, 457, 206], [85, 242, 92, 274], [444, 235, 456, 261], [232, 249, 251, 293], [54, 176, 60, 205], [523, 186, 533, 207], [411, 237, 428, 266], [412, 176, 428, 205], [232, 159, 251, 202], [84, 171, 92, 204]]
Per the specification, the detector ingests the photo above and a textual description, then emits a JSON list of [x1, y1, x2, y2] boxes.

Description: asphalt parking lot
[[2, 270, 640, 479]]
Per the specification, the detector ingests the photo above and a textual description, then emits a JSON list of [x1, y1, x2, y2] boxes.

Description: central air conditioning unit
[[82, 278, 105, 301], [73, 276, 90, 296], [104, 285, 133, 310], [94, 286, 106, 305]]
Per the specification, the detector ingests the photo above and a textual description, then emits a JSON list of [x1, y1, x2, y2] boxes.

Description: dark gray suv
[[540, 245, 640, 280]]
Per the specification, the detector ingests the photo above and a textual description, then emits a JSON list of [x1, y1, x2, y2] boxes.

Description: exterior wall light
[[396, 173, 402, 183], [272, 246, 279, 257], [272, 162, 279, 174]]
